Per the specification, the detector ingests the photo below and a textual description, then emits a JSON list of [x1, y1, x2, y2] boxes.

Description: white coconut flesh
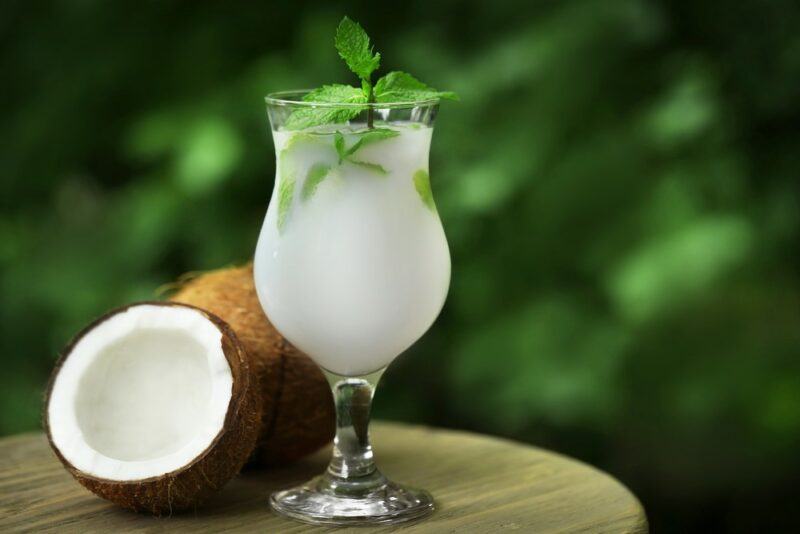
[[47, 304, 233, 481]]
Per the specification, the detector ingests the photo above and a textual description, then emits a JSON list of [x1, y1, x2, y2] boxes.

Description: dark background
[[2, 1, 799, 531]]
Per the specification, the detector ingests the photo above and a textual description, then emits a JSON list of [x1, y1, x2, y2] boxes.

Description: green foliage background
[[2, 1, 799, 531]]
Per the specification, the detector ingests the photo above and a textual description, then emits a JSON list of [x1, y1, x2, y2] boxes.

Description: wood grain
[[0, 422, 647, 533]]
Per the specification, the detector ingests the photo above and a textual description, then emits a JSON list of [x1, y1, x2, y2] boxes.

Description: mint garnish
[[285, 16, 458, 130], [413, 169, 436, 211]]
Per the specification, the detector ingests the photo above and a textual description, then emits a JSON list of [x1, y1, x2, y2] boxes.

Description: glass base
[[269, 471, 434, 526]]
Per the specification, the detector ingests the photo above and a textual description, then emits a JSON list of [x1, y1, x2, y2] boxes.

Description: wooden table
[[0, 422, 647, 533]]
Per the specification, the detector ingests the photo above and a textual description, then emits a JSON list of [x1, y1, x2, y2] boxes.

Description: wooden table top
[[0, 422, 647, 533]]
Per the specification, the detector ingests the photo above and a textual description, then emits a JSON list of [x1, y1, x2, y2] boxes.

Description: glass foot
[[269, 472, 434, 526]]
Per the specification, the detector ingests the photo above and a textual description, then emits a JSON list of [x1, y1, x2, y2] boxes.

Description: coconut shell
[[170, 264, 335, 465], [43, 302, 263, 515]]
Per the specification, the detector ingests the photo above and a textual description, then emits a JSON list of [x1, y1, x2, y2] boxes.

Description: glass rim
[[265, 89, 440, 110]]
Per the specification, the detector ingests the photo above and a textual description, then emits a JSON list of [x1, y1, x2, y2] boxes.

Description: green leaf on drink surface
[[301, 163, 331, 201], [335, 16, 381, 82], [347, 159, 388, 175], [413, 169, 436, 211], [374, 71, 459, 103], [345, 128, 399, 156], [284, 84, 366, 130]]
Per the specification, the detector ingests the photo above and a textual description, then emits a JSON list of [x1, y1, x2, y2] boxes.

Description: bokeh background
[[2, 1, 799, 531]]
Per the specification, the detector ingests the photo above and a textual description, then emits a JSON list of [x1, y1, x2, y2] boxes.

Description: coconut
[[169, 263, 334, 465], [44, 302, 262, 515]]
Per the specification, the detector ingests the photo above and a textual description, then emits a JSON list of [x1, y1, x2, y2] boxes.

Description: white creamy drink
[[254, 123, 450, 376]]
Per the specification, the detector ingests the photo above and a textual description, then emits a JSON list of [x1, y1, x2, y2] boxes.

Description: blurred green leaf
[[453, 297, 630, 431], [607, 215, 754, 322]]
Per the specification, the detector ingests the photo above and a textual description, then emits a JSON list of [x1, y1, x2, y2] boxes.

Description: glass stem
[[322, 368, 386, 493]]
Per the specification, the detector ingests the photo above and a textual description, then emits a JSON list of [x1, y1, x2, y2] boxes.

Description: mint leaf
[[284, 84, 366, 130], [284, 107, 360, 131], [334, 132, 347, 161], [304, 84, 367, 104], [375, 71, 459, 103], [413, 169, 436, 211], [345, 128, 399, 156], [277, 175, 295, 232], [335, 16, 381, 82], [332, 128, 397, 173], [333, 128, 398, 160], [277, 152, 296, 232], [301, 163, 331, 201], [347, 159, 388, 175], [283, 132, 322, 151]]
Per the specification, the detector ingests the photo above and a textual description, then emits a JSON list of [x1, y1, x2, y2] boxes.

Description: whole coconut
[[171, 264, 334, 465]]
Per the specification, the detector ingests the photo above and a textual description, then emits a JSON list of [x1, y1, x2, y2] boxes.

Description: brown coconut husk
[[43, 302, 262, 515], [170, 263, 335, 465]]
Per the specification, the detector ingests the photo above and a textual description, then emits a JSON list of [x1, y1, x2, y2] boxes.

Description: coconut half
[[44, 302, 262, 514]]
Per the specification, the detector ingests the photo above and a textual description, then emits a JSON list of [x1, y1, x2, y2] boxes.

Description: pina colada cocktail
[[254, 123, 450, 376], [254, 15, 457, 526]]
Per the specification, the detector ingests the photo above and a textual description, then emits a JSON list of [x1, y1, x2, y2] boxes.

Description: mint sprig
[[335, 17, 381, 85], [285, 16, 458, 130]]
